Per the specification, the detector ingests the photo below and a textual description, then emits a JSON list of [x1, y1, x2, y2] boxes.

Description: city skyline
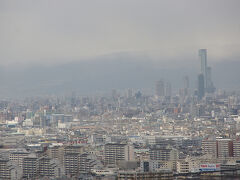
[[0, 1, 240, 179], [0, 49, 239, 98]]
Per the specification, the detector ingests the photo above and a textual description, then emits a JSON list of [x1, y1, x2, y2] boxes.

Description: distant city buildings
[[155, 80, 165, 97], [155, 80, 172, 99]]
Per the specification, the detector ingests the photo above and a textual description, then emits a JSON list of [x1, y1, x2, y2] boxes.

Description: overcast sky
[[0, 0, 240, 66]]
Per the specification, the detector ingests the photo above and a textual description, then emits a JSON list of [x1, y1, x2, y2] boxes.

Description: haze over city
[[1, 0, 240, 98], [1, 1, 240, 180]]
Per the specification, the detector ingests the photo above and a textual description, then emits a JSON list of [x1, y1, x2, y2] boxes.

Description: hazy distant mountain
[[0, 53, 239, 98]]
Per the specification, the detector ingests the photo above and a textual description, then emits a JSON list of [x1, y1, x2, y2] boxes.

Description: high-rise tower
[[198, 49, 207, 89], [198, 49, 215, 93]]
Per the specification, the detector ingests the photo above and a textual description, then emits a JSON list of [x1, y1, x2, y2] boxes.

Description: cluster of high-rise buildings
[[155, 49, 215, 101]]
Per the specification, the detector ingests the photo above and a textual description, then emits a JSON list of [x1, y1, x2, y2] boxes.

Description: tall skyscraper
[[198, 49, 215, 93], [198, 49, 207, 89], [198, 74, 205, 100], [155, 80, 165, 97]]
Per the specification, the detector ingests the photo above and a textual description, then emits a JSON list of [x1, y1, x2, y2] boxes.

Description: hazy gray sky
[[1, 0, 240, 65]]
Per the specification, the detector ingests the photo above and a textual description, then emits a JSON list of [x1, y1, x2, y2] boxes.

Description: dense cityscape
[[1, 0, 240, 179], [0, 49, 240, 179]]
